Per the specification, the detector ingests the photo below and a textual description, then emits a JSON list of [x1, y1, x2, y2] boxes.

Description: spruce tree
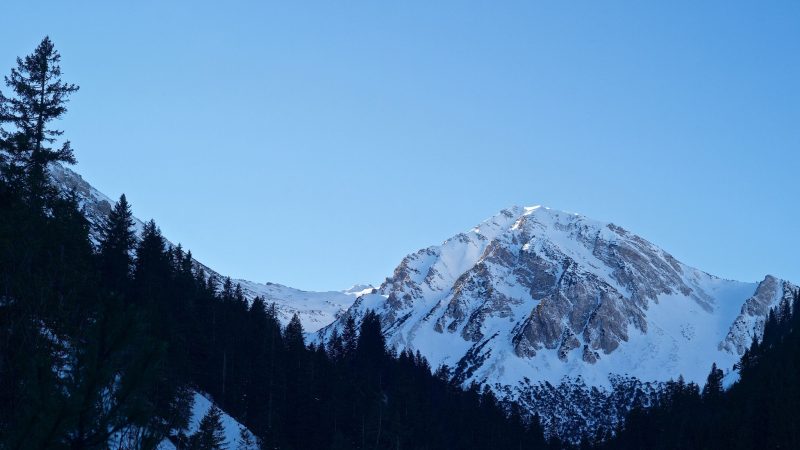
[[235, 283, 245, 304], [0, 37, 79, 198], [763, 308, 779, 348], [99, 194, 136, 293], [134, 220, 170, 299], [284, 314, 305, 354], [327, 327, 344, 360], [701, 362, 724, 401], [190, 405, 227, 450], [356, 310, 386, 364], [235, 425, 258, 450], [341, 314, 358, 358], [222, 277, 234, 302]]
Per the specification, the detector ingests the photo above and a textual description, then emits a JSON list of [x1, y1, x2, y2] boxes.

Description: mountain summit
[[318, 205, 796, 434]]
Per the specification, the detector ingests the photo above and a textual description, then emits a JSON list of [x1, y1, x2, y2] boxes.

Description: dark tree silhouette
[[99, 194, 136, 293], [0, 36, 78, 199], [189, 405, 227, 450]]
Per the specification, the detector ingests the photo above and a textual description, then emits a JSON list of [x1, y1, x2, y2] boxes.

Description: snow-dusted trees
[[189, 405, 227, 450], [235, 425, 258, 450]]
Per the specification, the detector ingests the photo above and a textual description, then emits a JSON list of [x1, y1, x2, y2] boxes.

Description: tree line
[[594, 290, 800, 450]]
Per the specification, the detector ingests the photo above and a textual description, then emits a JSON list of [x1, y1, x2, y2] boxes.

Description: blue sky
[[2, 1, 798, 290]]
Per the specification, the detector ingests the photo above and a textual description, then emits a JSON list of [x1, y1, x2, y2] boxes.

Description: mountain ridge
[[316, 204, 796, 438], [50, 163, 367, 332], [51, 163, 797, 440], [53, 163, 795, 385]]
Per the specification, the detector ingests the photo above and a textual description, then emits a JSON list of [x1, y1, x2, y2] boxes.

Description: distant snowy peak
[[343, 284, 377, 296], [321, 205, 793, 391], [372, 205, 714, 356], [48, 163, 364, 331], [235, 280, 373, 332]]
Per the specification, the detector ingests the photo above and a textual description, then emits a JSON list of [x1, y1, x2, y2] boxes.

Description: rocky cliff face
[[319, 205, 796, 398], [721, 275, 798, 355]]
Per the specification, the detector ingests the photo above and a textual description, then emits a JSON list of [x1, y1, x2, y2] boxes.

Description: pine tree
[[189, 405, 227, 450], [779, 297, 791, 324], [284, 314, 305, 353], [222, 277, 234, 302], [134, 220, 169, 291], [341, 314, 358, 358], [235, 283, 245, 304], [763, 308, 779, 348], [327, 327, 344, 360], [701, 362, 724, 401], [182, 249, 195, 274], [235, 425, 258, 450], [0, 37, 79, 198], [356, 310, 386, 364], [99, 194, 136, 292], [207, 274, 219, 294]]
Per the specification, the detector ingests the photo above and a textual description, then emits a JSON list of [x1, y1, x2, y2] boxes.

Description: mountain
[[316, 205, 797, 438], [234, 280, 373, 332], [52, 164, 797, 440], [49, 163, 367, 332]]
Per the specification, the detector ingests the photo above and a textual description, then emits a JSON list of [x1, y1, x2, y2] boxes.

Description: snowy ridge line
[[49, 163, 369, 332]]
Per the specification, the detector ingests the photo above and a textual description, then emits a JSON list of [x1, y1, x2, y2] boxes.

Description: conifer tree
[[222, 277, 234, 302], [133, 219, 172, 314], [327, 327, 344, 360], [356, 310, 386, 364], [341, 314, 358, 357], [701, 362, 724, 401], [207, 274, 219, 294], [763, 308, 779, 348], [99, 194, 136, 292], [284, 314, 305, 354], [235, 425, 258, 450], [189, 405, 227, 450], [779, 296, 791, 324], [235, 283, 245, 304], [0, 37, 79, 198], [182, 249, 195, 274]]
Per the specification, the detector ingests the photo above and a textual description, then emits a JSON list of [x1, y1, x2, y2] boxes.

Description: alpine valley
[[53, 163, 797, 442]]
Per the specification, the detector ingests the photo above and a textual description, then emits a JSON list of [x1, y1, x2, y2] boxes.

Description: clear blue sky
[[2, 1, 798, 291]]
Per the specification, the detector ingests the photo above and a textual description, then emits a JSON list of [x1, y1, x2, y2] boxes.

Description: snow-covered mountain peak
[[234, 280, 373, 332], [322, 205, 796, 394], [315, 206, 796, 439], [343, 284, 376, 296]]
